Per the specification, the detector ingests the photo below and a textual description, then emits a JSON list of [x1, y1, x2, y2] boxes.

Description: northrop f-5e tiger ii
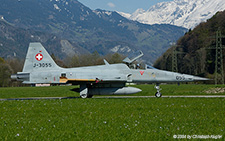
[[11, 43, 209, 98]]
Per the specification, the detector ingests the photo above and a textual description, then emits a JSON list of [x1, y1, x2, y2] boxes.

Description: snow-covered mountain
[[119, 0, 225, 29]]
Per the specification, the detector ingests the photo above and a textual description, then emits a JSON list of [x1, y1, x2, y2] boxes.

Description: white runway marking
[[0, 95, 225, 101], [94, 95, 225, 99]]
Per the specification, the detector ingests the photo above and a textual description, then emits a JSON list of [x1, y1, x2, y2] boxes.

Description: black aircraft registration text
[[33, 63, 52, 68], [176, 76, 185, 81]]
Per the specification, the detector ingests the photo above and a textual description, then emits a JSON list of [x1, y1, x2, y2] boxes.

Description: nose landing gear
[[155, 84, 162, 98]]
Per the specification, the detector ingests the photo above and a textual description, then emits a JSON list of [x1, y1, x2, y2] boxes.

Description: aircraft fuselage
[[11, 43, 209, 98]]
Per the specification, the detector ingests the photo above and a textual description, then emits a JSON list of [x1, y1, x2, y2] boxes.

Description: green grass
[[134, 84, 225, 96], [0, 84, 225, 140], [1, 98, 224, 140], [0, 84, 225, 99], [0, 86, 79, 98]]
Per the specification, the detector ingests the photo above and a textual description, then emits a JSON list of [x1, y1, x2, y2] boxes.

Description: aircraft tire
[[155, 92, 162, 98], [80, 94, 88, 99]]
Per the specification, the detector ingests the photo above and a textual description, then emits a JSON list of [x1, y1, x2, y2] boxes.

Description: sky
[[78, 0, 173, 14]]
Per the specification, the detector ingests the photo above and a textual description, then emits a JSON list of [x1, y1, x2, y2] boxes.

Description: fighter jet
[[11, 42, 209, 98]]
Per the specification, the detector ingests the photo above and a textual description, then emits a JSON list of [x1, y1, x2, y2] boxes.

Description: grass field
[[0, 84, 225, 140], [1, 84, 225, 99]]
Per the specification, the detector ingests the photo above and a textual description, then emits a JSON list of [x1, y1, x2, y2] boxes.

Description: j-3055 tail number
[[33, 63, 52, 68]]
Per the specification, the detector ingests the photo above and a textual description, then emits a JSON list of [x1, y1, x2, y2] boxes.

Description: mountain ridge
[[0, 0, 186, 63], [0, 18, 90, 59], [120, 0, 225, 29]]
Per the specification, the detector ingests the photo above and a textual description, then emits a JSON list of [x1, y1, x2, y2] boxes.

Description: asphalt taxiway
[[0, 95, 225, 101]]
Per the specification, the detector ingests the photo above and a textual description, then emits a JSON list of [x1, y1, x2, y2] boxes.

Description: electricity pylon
[[207, 28, 225, 85], [172, 45, 184, 72]]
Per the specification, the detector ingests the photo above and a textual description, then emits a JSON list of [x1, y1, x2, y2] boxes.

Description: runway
[[0, 95, 225, 101]]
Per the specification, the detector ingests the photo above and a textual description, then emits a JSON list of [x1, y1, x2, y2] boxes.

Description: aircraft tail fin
[[22, 42, 60, 72]]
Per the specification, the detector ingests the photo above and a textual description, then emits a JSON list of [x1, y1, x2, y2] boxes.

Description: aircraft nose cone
[[183, 74, 211, 81], [192, 76, 211, 81]]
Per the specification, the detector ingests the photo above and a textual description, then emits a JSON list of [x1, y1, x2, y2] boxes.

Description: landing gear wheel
[[155, 92, 162, 98], [154, 84, 162, 98], [80, 94, 88, 99], [80, 94, 93, 98], [80, 85, 89, 99]]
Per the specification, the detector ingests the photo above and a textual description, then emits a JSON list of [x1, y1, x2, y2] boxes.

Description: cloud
[[107, 2, 116, 8]]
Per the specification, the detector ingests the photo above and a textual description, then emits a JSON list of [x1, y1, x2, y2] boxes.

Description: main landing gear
[[155, 84, 162, 98], [80, 85, 93, 99], [80, 93, 93, 98]]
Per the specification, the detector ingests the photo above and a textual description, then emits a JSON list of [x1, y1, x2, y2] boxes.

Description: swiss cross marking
[[35, 53, 43, 61], [139, 71, 144, 75]]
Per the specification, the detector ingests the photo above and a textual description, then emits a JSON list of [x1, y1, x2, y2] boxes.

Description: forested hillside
[[154, 10, 225, 79]]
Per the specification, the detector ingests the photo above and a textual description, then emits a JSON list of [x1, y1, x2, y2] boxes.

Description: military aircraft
[[11, 42, 209, 98]]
